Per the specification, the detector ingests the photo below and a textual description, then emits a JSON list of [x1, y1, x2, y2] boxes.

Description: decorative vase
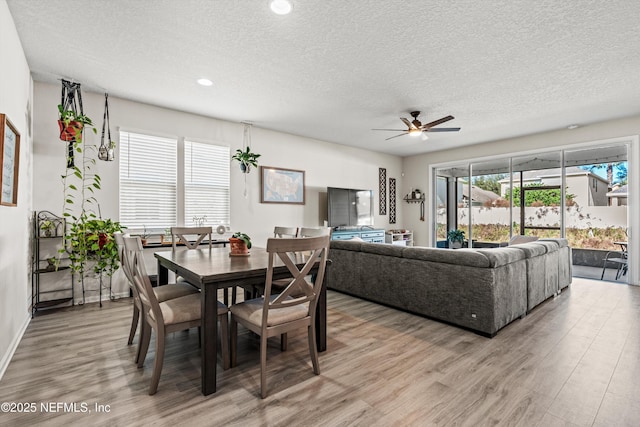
[[229, 237, 249, 255], [450, 240, 462, 249]]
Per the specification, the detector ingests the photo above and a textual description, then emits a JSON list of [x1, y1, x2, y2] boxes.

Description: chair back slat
[[263, 236, 330, 317], [115, 232, 135, 286], [273, 226, 298, 238], [123, 236, 163, 323], [171, 226, 213, 250]]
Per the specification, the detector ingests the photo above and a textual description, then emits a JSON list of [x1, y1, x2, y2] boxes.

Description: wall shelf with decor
[[31, 211, 74, 317], [385, 230, 413, 246], [403, 194, 426, 221], [403, 194, 425, 203]]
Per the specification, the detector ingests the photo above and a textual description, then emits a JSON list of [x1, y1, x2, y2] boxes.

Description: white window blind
[[184, 140, 230, 226], [119, 131, 177, 230]]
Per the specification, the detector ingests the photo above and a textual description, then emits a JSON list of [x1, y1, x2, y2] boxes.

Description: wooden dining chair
[[123, 236, 229, 395], [171, 226, 236, 303], [171, 226, 213, 250], [274, 226, 298, 238], [230, 235, 330, 398], [243, 226, 300, 301], [115, 233, 199, 364]]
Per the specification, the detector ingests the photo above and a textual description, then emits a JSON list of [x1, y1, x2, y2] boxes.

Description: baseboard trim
[[75, 291, 130, 306], [0, 311, 31, 382]]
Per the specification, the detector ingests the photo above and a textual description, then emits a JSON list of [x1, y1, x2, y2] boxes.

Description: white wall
[[0, 0, 33, 379], [401, 117, 640, 284], [33, 82, 403, 299]]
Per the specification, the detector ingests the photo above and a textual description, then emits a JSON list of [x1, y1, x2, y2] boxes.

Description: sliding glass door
[[510, 152, 562, 239], [469, 159, 511, 247], [432, 142, 631, 283]]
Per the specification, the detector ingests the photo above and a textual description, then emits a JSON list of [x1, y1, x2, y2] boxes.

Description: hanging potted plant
[[58, 104, 94, 142], [229, 232, 252, 256], [231, 147, 261, 173]]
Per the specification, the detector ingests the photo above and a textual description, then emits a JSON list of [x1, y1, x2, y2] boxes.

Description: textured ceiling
[[7, 0, 640, 156]]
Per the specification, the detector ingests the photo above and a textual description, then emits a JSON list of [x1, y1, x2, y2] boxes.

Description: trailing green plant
[[231, 147, 261, 173], [67, 218, 124, 276], [231, 231, 252, 249], [57, 106, 124, 276]]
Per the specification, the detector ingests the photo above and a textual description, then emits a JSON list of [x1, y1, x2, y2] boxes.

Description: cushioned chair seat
[[231, 296, 308, 326], [149, 293, 227, 326], [154, 282, 199, 302]]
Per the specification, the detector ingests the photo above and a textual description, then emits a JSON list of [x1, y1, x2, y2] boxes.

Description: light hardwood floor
[[1, 278, 639, 426]]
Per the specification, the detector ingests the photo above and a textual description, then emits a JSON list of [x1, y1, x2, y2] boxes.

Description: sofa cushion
[[511, 242, 547, 258], [474, 247, 526, 267], [540, 238, 569, 248], [535, 241, 559, 253], [403, 247, 490, 268], [330, 240, 362, 251], [360, 242, 404, 257]]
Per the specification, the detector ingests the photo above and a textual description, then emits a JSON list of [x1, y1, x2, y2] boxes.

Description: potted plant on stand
[[231, 147, 261, 173], [40, 220, 56, 237], [447, 229, 466, 249], [229, 232, 252, 256]]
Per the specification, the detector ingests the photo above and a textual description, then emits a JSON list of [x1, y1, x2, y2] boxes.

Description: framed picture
[[260, 166, 305, 204], [0, 114, 20, 207]]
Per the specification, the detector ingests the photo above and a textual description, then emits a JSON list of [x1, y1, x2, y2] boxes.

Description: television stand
[[331, 228, 384, 243]]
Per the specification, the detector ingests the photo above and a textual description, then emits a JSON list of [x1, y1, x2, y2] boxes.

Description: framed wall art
[[260, 166, 305, 204], [0, 114, 20, 207]]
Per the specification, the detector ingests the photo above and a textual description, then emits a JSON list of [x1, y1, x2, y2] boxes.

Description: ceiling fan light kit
[[373, 111, 461, 141]]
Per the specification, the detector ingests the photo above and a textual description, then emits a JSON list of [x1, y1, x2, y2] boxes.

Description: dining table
[[154, 246, 329, 396]]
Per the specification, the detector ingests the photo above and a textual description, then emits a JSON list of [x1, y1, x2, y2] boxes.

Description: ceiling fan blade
[[385, 132, 408, 140], [426, 127, 461, 132], [423, 115, 454, 129], [372, 128, 407, 131], [400, 117, 415, 129]]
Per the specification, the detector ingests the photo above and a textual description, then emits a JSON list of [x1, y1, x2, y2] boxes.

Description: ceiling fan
[[373, 111, 460, 140]]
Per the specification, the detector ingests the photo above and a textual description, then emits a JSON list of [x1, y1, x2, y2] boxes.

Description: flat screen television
[[327, 187, 374, 228]]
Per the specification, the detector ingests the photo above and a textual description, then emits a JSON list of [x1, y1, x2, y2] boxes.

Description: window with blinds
[[119, 132, 178, 230], [119, 132, 231, 232], [184, 140, 230, 227]]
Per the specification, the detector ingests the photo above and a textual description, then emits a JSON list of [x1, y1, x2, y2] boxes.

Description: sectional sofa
[[327, 238, 571, 337]]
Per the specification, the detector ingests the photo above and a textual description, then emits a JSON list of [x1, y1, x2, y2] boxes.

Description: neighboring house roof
[[462, 184, 500, 204], [607, 184, 628, 197], [498, 166, 608, 184]]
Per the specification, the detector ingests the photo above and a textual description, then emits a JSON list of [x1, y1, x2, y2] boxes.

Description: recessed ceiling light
[[567, 124, 579, 130], [197, 78, 213, 86], [269, 0, 293, 15]]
